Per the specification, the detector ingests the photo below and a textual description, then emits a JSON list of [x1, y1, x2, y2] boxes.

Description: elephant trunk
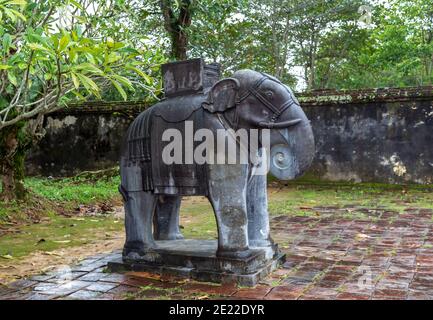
[[268, 105, 315, 180]]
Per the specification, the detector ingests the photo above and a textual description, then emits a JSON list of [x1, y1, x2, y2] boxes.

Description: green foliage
[[188, 0, 433, 90], [0, 0, 164, 130], [318, 0, 433, 89], [0, 0, 166, 200], [187, 0, 300, 84], [3, 0, 432, 103]]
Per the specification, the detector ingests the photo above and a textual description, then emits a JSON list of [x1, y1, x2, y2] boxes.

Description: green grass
[[0, 176, 122, 229], [0, 206, 9, 223], [0, 212, 123, 259], [268, 183, 433, 217], [25, 176, 121, 204], [124, 283, 227, 300], [124, 285, 186, 300], [180, 199, 218, 239], [0, 175, 123, 264]]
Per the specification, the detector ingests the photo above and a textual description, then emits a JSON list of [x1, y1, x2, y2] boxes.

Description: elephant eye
[[265, 91, 274, 99]]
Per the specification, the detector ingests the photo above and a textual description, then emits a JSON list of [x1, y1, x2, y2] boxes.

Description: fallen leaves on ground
[[126, 271, 162, 281], [76, 202, 115, 216], [0, 235, 125, 284], [355, 233, 370, 241]]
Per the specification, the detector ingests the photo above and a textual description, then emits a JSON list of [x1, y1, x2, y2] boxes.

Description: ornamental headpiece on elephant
[[119, 59, 315, 263]]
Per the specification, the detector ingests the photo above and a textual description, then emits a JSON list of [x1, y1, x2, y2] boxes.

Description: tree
[[370, 0, 433, 86], [105, 0, 433, 90], [323, 0, 433, 89], [186, 0, 367, 88], [187, 0, 298, 83], [0, 0, 161, 201], [159, 0, 193, 60]]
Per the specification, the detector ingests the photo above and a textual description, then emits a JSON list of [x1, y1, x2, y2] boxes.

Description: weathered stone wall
[[26, 102, 146, 177], [299, 87, 433, 184], [26, 87, 433, 184]]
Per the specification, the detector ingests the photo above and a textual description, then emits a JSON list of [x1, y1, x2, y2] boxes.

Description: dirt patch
[[0, 232, 125, 285], [0, 195, 53, 236], [0, 195, 121, 237]]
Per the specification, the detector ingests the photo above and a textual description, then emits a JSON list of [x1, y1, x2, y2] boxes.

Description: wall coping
[[51, 101, 148, 115], [51, 86, 433, 115], [298, 86, 433, 106]]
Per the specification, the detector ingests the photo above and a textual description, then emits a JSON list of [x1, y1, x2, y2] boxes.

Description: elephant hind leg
[[123, 190, 157, 259], [153, 195, 184, 240]]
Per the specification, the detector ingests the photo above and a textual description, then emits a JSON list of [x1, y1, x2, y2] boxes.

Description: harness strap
[[236, 75, 296, 123], [249, 87, 281, 115]]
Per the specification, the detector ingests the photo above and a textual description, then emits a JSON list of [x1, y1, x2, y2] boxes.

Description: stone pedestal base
[[107, 239, 285, 287]]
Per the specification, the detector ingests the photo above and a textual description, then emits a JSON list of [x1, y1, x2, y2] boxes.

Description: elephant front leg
[[122, 188, 157, 260], [247, 174, 274, 248], [153, 195, 184, 240], [208, 164, 254, 259]]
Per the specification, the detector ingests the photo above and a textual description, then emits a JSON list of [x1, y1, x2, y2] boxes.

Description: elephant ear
[[203, 78, 240, 113]]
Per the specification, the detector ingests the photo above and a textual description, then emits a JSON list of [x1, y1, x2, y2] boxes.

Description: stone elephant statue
[[119, 68, 315, 261]]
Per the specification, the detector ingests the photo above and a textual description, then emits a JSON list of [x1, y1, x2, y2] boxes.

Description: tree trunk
[[0, 125, 27, 201], [171, 27, 188, 60], [160, 0, 192, 61], [308, 52, 316, 90]]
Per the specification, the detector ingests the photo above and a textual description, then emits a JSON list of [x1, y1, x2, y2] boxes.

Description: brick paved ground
[[1, 206, 432, 300]]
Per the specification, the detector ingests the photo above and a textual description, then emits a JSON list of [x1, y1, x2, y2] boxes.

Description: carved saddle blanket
[[121, 94, 208, 196]]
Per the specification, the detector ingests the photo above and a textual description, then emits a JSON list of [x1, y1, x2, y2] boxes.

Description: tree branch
[[179, 0, 192, 28], [159, 0, 175, 33]]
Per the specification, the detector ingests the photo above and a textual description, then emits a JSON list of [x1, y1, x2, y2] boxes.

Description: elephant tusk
[[258, 118, 302, 129]]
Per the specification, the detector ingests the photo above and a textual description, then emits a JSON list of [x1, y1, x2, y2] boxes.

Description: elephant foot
[[249, 239, 273, 248], [248, 240, 277, 260], [155, 232, 184, 241], [122, 242, 161, 263], [122, 250, 162, 264], [216, 248, 257, 260], [175, 233, 185, 240]]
